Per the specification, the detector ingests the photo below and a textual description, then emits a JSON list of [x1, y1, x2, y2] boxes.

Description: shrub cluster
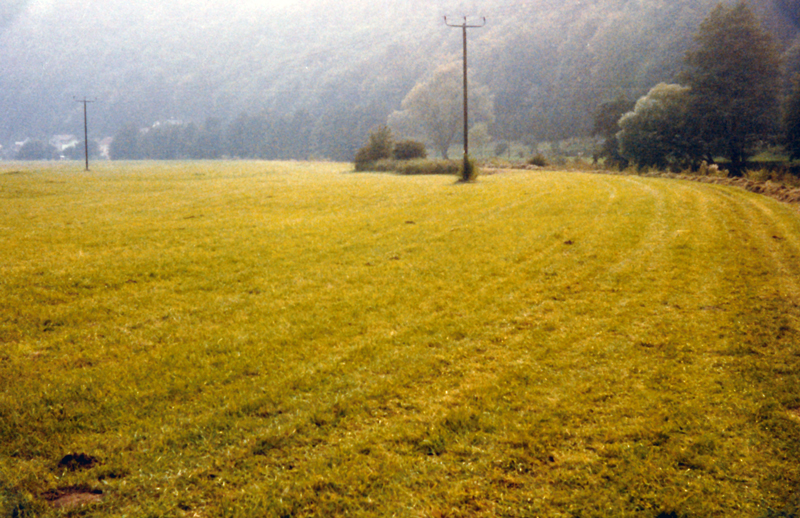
[[356, 158, 460, 176], [354, 126, 394, 171], [459, 158, 479, 182], [528, 153, 548, 167], [396, 159, 461, 176], [354, 127, 428, 172], [394, 140, 427, 161], [354, 127, 478, 177]]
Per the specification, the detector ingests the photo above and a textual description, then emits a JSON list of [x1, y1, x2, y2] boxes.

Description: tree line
[[3, 0, 799, 165], [3, 0, 799, 159], [108, 112, 315, 161], [595, 2, 799, 174]]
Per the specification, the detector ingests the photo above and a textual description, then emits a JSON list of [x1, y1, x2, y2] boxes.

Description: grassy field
[[1, 161, 799, 517]]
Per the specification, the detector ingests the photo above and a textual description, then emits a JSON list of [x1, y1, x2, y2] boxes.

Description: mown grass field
[[1, 161, 800, 517]]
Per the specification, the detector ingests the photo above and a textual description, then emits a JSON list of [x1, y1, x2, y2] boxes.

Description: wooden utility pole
[[74, 97, 96, 171], [445, 16, 485, 181]]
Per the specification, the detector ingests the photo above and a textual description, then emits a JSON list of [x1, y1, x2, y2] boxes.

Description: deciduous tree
[[389, 62, 493, 160], [617, 83, 694, 170], [684, 2, 782, 174]]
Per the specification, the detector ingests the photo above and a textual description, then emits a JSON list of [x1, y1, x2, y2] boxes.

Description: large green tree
[[684, 1, 782, 174], [617, 83, 695, 170]]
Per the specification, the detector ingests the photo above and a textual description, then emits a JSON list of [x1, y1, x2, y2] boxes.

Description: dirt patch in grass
[[42, 486, 103, 509], [57, 453, 100, 471]]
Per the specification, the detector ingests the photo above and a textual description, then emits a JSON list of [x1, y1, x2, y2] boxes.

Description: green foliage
[[227, 112, 268, 158], [684, 1, 782, 174], [395, 159, 460, 176], [15, 140, 56, 161], [109, 123, 142, 160], [389, 62, 494, 160], [354, 126, 394, 171], [593, 97, 635, 138], [785, 77, 800, 161], [193, 117, 224, 159], [618, 83, 695, 170], [469, 122, 493, 155], [3, 0, 800, 160], [352, 156, 459, 175], [138, 121, 197, 160], [593, 97, 635, 169], [393, 139, 427, 160], [528, 153, 547, 167], [459, 158, 479, 182], [5, 0, 800, 163]]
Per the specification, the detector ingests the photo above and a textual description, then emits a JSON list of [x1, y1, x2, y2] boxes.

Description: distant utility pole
[[74, 97, 96, 171], [445, 15, 485, 181]]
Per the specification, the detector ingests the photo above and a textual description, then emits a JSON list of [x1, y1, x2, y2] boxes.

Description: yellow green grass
[[1, 161, 800, 517]]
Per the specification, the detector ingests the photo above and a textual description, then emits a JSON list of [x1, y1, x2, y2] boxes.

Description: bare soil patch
[[58, 452, 99, 471], [42, 486, 103, 509]]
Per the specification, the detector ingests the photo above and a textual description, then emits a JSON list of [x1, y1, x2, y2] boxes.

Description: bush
[[394, 140, 427, 160], [395, 159, 460, 176], [369, 159, 398, 172], [354, 126, 394, 171], [528, 153, 547, 167], [459, 158, 479, 182]]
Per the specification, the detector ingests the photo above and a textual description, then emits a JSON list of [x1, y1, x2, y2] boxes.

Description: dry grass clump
[[1, 161, 799, 517]]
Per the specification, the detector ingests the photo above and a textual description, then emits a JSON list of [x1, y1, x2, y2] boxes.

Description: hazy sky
[[20, 0, 301, 18]]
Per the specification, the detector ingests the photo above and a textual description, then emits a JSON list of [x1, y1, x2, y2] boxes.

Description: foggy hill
[[1, 0, 798, 160]]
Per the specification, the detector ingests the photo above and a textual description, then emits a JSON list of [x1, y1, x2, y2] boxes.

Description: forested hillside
[[1, 0, 798, 160]]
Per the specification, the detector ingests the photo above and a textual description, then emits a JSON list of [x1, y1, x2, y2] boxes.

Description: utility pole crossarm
[[444, 16, 485, 181], [443, 16, 486, 29]]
